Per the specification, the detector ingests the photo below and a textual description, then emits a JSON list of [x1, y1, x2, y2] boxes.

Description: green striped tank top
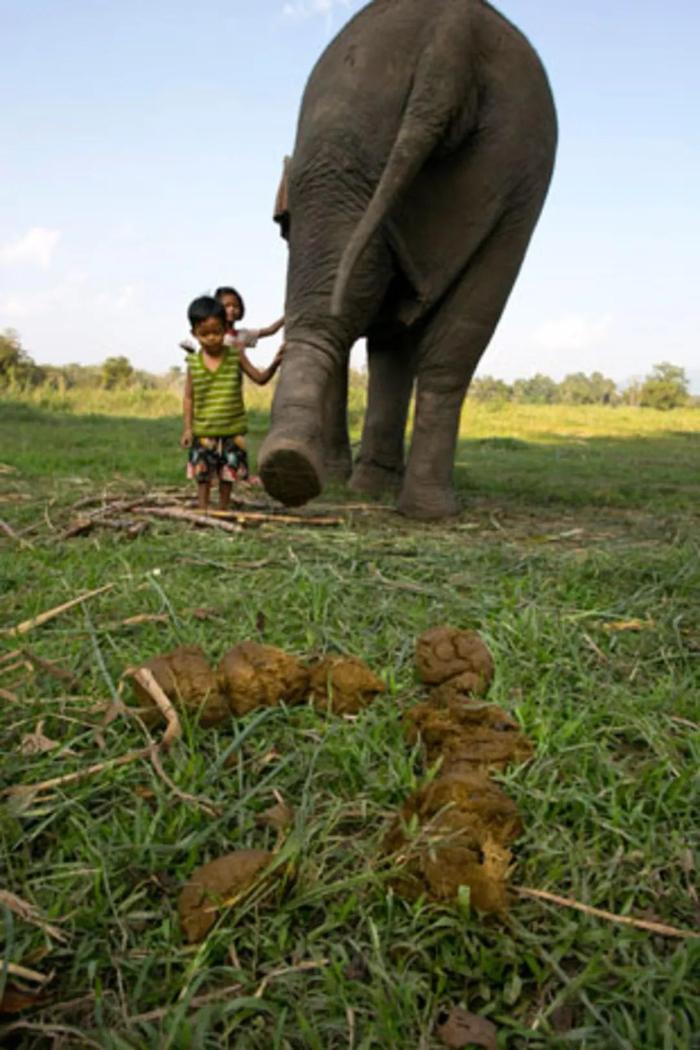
[[190, 347, 247, 437]]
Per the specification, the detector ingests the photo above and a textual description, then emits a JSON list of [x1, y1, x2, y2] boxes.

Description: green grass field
[[1, 397, 699, 1048]]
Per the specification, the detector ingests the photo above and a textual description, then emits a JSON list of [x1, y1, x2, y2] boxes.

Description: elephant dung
[[218, 642, 309, 716], [178, 849, 274, 943], [129, 644, 229, 727], [415, 627, 494, 692], [309, 655, 386, 714], [384, 771, 521, 913], [406, 696, 533, 774]]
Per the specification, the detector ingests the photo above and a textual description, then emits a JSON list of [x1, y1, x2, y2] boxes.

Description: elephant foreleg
[[350, 331, 415, 497]]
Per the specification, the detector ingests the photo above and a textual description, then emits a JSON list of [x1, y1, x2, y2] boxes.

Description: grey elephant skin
[[260, 0, 557, 520]]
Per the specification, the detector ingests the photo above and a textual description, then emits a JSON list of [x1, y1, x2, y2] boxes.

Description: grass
[[0, 397, 699, 1048]]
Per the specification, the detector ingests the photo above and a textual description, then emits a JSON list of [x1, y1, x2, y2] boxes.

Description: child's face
[[220, 293, 241, 325], [193, 316, 226, 354]]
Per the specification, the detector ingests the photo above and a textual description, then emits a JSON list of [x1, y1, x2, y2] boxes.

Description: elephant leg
[[397, 212, 539, 520], [322, 363, 353, 481], [350, 331, 415, 497]]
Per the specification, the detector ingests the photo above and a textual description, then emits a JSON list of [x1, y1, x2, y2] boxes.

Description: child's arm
[[181, 370, 194, 447], [240, 346, 285, 386], [256, 317, 284, 339]]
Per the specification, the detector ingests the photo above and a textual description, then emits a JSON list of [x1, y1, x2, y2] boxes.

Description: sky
[[1, 0, 699, 389]]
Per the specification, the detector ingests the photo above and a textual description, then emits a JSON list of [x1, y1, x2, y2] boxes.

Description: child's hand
[[272, 345, 285, 368], [180, 428, 193, 449]]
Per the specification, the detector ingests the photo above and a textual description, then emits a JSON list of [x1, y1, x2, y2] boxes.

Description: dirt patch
[[129, 644, 229, 727], [218, 642, 309, 716], [178, 849, 274, 943], [415, 627, 494, 692], [309, 655, 386, 714]]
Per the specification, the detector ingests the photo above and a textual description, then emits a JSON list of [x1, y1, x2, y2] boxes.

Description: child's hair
[[187, 295, 227, 329], [214, 285, 246, 321]]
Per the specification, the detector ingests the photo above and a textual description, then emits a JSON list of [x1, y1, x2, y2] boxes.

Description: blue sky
[[1, 0, 698, 388]]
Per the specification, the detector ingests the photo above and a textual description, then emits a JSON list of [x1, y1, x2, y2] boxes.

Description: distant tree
[[0, 329, 42, 388], [621, 379, 643, 406], [512, 373, 559, 404], [639, 362, 689, 410], [101, 355, 134, 389], [559, 371, 618, 404], [470, 375, 512, 402]]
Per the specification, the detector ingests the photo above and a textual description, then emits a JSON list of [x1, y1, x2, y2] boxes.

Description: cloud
[[282, 0, 350, 22], [532, 313, 613, 353], [0, 227, 61, 269], [0, 276, 141, 320]]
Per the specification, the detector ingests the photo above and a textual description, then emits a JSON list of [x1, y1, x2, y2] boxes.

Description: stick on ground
[[136, 506, 243, 534], [0, 889, 69, 943], [128, 667, 182, 748], [6, 584, 115, 638], [1, 747, 152, 798], [514, 886, 700, 939]]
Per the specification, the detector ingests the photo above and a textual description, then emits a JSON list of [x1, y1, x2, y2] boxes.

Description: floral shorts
[[187, 435, 250, 484]]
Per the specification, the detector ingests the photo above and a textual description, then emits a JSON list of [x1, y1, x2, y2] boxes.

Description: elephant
[[260, 0, 557, 519]]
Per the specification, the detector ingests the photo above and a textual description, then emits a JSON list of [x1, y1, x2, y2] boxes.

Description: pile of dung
[[129, 644, 229, 727], [406, 697, 533, 774], [415, 626, 494, 694], [384, 771, 520, 913], [386, 626, 533, 914], [127, 642, 385, 725], [309, 655, 386, 714], [218, 642, 309, 716], [178, 849, 274, 943]]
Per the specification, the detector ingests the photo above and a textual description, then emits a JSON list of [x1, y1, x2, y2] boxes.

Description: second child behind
[[181, 296, 283, 513]]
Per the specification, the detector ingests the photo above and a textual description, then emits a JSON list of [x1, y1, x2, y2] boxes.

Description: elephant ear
[[273, 155, 291, 241]]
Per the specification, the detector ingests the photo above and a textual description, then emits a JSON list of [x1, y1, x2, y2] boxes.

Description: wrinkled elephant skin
[[260, 0, 557, 519]]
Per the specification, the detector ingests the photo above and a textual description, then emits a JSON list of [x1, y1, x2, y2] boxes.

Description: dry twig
[[1, 747, 152, 798], [136, 505, 243, 534], [6, 584, 115, 638], [149, 747, 221, 817], [254, 959, 330, 999], [0, 518, 32, 547], [0, 889, 69, 943], [128, 983, 245, 1025], [1, 961, 51, 984], [128, 667, 182, 748], [514, 886, 700, 939], [208, 508, 343, 527], [22, 650, 81, 690]]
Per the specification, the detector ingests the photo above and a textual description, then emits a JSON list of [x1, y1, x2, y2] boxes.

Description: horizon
[[2, 0, 699, 390]]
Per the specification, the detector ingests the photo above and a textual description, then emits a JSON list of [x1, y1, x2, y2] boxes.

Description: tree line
[[0, 327, 695, 411], [465, 363, 694, 410], [0, 329, 180, 394]]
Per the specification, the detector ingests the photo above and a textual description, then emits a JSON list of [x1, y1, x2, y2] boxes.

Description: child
[[180, 296, 283, 513], [179, 285, 283, 355]]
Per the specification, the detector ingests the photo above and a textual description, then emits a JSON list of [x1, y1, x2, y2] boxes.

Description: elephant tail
[[330, 6, 476, 318], [330, 114, 444, 318]]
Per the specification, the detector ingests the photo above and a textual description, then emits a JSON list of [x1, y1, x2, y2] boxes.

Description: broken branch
[[128, 667, 182, 748], [1, 747, 152, 798], [0, 889, 69, 943], [6, 584, 115, 638], [135, 506, 243, 533], [514, 886, 700, 939]]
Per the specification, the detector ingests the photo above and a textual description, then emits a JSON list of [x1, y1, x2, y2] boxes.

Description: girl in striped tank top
[[181, 296, 283, 513]]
